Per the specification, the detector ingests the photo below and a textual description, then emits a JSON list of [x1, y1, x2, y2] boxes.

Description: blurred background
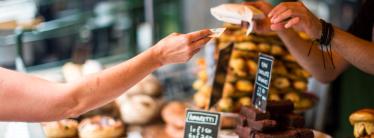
[[0, 0, 370, 138]]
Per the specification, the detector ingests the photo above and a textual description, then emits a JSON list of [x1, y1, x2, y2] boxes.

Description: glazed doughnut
[[42, 119, 78, 138], [78, 116, 124, 138]]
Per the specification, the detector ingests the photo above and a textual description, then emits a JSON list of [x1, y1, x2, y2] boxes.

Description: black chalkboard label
[[184, 109, 221, 138], [252, 53, 274, 113]]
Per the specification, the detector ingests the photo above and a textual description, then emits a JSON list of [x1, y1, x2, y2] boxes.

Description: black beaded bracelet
[[307, 19, 335, 70]]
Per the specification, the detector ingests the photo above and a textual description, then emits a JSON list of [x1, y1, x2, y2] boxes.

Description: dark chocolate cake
[[235, 101, 314, 138]]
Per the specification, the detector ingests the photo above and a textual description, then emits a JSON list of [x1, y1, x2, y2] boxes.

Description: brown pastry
[[258, 43, 271, 53], [198, 70, 208, 82], [236, 80, 253, 93], [273, 78, 290, 90], [230, 58, 247, 77], [238, 97, 252, 107], [78, 116, 124, 138], [270, 45, 285, 56], [165, 124, 184, 138], [349, 108, 374, 138], [235, 42, 257, 51], [193, 91, 209, 108], [269, 93, 281, 101], [284, 92, 300, 103], [218, 98, 234, 112], [247, 60, 258, 75], [117, 94, 159, 125], [42, 119, 78, 138], [283, 54, 297, 63], [223, 83, 235, 98], [293, 81, 307, 92], [162, 102, 187, 129], [192, 79, 205, 90]]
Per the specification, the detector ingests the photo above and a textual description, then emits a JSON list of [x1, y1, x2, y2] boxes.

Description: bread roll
[[78, 116, 124, 138], [349, 108, 374, 138], [42, 119, 78, 138]]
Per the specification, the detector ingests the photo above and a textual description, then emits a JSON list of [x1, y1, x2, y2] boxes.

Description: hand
[[152, 29, 212, 65], [268, 2, 322, 39], [242, 1, 273, 34]]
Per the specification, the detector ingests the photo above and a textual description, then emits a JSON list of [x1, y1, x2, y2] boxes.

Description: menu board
[[252, 53, 274, 113], [184, 109, 221, 138]]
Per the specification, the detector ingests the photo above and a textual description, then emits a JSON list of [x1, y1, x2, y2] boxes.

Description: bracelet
[[307, 19, 335, 70]]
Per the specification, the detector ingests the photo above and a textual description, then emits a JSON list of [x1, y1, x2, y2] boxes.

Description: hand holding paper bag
[[210, 3, 265, 35]]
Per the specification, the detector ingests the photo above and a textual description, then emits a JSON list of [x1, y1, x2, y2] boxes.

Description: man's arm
[[331, 27, 374, 74], [276, 29, 350, 83], [0, 30, 211, 122], [268, 2, 374, 83]]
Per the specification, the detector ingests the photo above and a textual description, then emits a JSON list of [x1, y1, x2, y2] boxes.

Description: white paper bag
[[210, 4, 265, 35]]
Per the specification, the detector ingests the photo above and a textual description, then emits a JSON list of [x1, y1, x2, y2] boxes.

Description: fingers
[[189, 36, 211, 50], [271, 9, 292, 23], [185, 29, 212, 42], [270, 22, 286, 31], [268, 3, 289, 17], [284, 17, 300, 28]]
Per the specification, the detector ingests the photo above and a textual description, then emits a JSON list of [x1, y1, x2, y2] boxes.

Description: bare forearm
[[0, 48, 161, 122], [0, 69, 68, 121], [0, 29, 211, 122], [64, 48, 161, 117], [331, 27, 374, 74], [277, 29, 349, 83]]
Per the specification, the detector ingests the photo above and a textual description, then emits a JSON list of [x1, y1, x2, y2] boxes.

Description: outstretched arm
[[0, 30, 211, 122]]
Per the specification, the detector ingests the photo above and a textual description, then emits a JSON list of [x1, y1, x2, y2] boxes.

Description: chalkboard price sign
[[252, 53, 274, 113], [184, 109, 221, 138]]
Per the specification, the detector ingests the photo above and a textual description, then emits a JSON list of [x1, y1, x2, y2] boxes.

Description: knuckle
[[184, 36, 192, 43], [181, 36, 189, 44]]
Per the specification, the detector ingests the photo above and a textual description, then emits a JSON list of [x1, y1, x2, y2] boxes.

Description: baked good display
[[78, 115, 124, 138], [62, 60, 103, 83], [116, 74, 163, 125], [124, 75, 163, 97], [42, 119, 78, 138], [161, 101, 187, 138], [236, 100, 314, 138], [192, 23, 315, 113], [117, 94, 160, 125], [349, 108, 374, 138], [80, 101, 121, 120]]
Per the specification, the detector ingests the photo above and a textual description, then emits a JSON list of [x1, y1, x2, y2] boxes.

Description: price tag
[[252, 53, 274, 113], [184, 109, 221, 138]]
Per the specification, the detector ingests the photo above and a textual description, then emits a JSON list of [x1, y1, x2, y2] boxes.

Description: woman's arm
[[0, 30, 211, 122]]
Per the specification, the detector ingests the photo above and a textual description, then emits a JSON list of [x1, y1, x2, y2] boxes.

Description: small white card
[[209, 28, 226, 38]]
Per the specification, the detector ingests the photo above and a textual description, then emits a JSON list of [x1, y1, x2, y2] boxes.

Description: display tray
[[138, 123, 331, 138]]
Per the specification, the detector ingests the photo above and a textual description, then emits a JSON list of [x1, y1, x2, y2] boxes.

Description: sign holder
[[252, 53, 274, 113], [184, 109, 221, 138]]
